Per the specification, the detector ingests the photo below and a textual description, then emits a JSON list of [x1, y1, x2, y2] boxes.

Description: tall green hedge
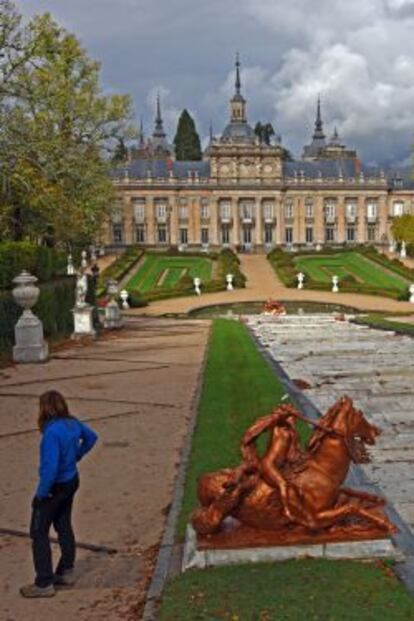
[[0, 242, 67, 290], [0, 277, 76, 355]]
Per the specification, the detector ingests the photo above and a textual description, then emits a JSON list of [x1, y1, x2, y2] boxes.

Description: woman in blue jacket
[[21, 390, 98, 598]]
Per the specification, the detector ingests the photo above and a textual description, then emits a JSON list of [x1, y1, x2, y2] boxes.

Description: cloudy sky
[[15, 0, 414, 165]]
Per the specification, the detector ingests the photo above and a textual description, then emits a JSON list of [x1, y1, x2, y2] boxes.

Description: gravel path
[[0, 317, 209, 621]]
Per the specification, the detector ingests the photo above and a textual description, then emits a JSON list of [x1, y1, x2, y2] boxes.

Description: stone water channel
[[247, 314, 414, 537]]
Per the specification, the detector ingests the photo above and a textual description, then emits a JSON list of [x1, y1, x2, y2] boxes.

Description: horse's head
[[333, 396, 380, 463]]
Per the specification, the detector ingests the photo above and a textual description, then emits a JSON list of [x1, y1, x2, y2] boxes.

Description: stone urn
[[12, 271, 48, 362], [120, 289, 130, 309], [226, 273, 234, 291], [332, 275, 339, 293], [409, 284, 414, 304], [297, 272, 305, 290], [12, 271, 40, 316]]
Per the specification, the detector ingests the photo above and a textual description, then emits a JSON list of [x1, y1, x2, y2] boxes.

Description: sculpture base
[[182, 520, 402, 571], [13, 312, 49, 363], [72, 305, 96, 338]]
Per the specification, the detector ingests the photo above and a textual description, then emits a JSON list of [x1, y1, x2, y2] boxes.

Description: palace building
[[106, 58, 414, 252]]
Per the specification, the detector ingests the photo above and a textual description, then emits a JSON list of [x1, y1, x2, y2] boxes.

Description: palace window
[[219, 201, 231, 220], [284, 201, 294, 219], [367, 225, 377, 242], [346, 200, 357, 221], [285, 227, 293, 244], [135, 225, 145, 243], [305, 227, 314, 244], [346, 227, 356, 243], [132, 198, 145, 221], [393, 202, 404, 217], [179, 205, 188, 220], [201, 228, 209, 245], [366, 200, 378, 220], [155, 201, 167, 219], [264, 224, 273, 244], [200, 198, 209, 219], [221, 225, 230, 244], [324, 199, 336, 222], [305, 200, 314, 219], [240, 200, 254, 220], [325, 226, 335, 243], [112, 224, 123, 244], [157, 226, 167, 243], [263, 201, 274, 221], [179, 228, 188, 245]]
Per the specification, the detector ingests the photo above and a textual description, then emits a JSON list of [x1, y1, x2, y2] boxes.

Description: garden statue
[[90, 246, 97, 263], [400, 241, 407, 259], [297, 272, 305, 289], [263, 300, 286, 316], [192, 396, 396, 540], [120, 289, 130, 309], [67, 253, 75, 276], [81, 249, 88, 269], [409, 284, 414, 304], [104, 279, 123, 329], [332, 275, 339, 293], [194, 277, 201, 296], [226, 273, 234, 291], [75, 270, 88, 307]]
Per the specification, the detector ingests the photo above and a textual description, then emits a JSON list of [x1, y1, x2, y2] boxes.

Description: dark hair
[[38, 390, 72, 432]]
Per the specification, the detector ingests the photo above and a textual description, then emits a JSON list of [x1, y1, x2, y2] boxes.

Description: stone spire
[[235, 52, 241, 96], [139, 117, 145, 147], [313, 95, 325, 140], [153, 94, 166, 138], [230, 53, 246, 123]]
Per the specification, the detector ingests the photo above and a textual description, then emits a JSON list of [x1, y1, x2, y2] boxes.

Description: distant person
[[20, 390, 98, 598]]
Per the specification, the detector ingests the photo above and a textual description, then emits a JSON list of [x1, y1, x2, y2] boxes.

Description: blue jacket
[[36, 418, 98, 498]]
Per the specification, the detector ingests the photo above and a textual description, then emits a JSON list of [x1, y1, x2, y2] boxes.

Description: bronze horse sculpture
[[192, 396, 396, 537]]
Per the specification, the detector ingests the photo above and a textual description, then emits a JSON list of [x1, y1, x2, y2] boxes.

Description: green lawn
[[158, 318, 414, 620], [125, 253, 213, 293], [294, 252, 409, 292]]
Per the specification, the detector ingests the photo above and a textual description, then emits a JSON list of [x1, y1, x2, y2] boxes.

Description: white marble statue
[[332, 275, 339, 293], [75, 271, 88, 307], [194, 277, 201, 296], [297, 272, 305, 290]]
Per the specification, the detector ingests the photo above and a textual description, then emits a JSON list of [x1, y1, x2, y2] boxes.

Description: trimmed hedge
[[0, 277, 76, 356], [142, 248, 246, 302], [96, 246, 144, 297], [0, 242, 67, 290], [267, 247, 410, 300], [351, 314, 414, 337]]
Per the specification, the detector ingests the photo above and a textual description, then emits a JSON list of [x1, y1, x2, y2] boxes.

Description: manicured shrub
[[0, 242, 66, 289], [96, 246, 144, 297]]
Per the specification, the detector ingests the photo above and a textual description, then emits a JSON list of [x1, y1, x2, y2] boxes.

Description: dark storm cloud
[[14, 0, 414, 165]]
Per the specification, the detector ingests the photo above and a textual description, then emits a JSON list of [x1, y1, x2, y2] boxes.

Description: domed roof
[[221, 121, 256, 144]]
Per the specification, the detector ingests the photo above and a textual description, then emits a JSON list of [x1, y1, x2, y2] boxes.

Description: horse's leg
[[310, 503, 396, 532], [339, 487, 385, 506]]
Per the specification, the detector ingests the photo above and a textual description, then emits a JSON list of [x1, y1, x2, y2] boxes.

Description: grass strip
[[159, 559, 414, 620], [159, 317, 414, 620], [351, 314, 414, 337]]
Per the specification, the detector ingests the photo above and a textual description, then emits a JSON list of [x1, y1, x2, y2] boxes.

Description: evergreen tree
[[173, 109, 202, 161], [112, 138, 129, 165]]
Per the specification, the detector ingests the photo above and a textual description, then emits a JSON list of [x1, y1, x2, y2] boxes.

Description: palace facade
[[106, 58, 414, 252]]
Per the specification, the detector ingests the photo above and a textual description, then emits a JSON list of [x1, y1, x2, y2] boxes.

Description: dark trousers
[[30, 475, 79, 587]]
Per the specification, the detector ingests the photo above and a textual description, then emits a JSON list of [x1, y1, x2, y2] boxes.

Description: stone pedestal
[[72, 305, 96, 338], [13, 310, 49, 363], [104, 300, 123, 329]]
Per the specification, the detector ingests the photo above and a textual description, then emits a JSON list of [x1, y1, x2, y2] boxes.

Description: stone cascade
[[248, 314, 414, 534]]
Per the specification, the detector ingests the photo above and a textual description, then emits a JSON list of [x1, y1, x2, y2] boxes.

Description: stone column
[[255, 199, 263, 248], [314, 195, 325, 245], [337, 195, 346, 243], [170, 196, 179, 246], [275, 196, 283, 245], [192, 196, 201, 245], [231, 197, 240, 246], [357, 195, 366, 244], [378, 194, 388, 242], [146, 197, 156, 245], [211, 198, 220, 247]]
